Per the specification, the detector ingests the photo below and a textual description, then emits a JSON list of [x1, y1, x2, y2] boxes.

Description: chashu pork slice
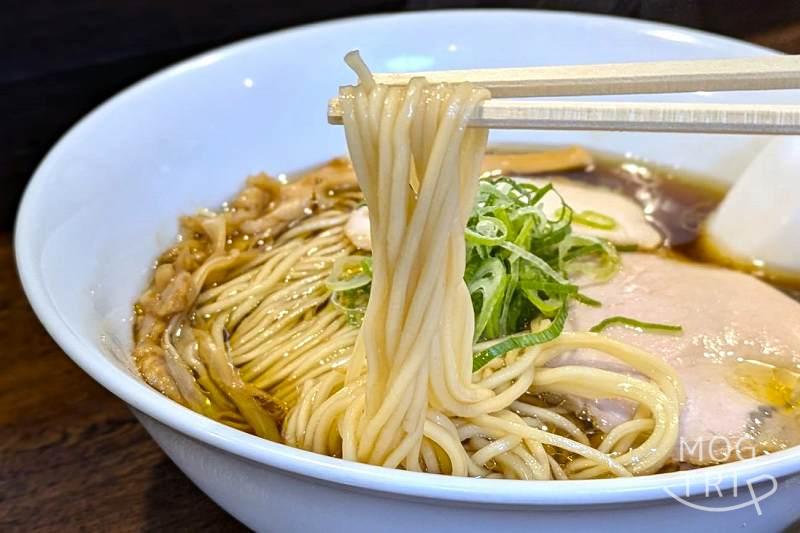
[[345, 177, 662, 252], [517, 177, 662, 250], [552, 252, 800, 465]]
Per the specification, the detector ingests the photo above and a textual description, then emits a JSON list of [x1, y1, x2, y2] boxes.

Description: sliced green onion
[[361, 256, 373, 276], [520, 286, 565, 317], [526, 182, 557, 206], [558, 234, 619, 282], [574, 292, 602, 307], [478, 180, 512, 201], [326, 274, 370, 292], [500, 241, 567, 284], [472, 304, 567, 371], [590, 316, 683, 334], [573, 210, 617, 230], [330, 175, 625, 369], [330, 289, 369, 326], [554, 207, 617, 231], [465, 177, 620, 365], [518, 279, 578, 296], [468, 257, 508, 341], [465, 216, 508, 246], [326, 256, 371, 291]]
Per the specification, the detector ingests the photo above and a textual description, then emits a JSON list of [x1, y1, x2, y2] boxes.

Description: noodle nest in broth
[[133, 54, 686, 480]]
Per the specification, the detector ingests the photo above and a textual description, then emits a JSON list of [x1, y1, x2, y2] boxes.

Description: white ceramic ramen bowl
[[16, 10, 800, 532]]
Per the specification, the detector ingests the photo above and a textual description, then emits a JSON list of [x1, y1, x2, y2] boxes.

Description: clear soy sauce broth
[[489, 145, 799, 296]]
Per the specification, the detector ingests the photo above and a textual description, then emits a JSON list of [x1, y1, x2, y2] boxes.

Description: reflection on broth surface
[[486, 145, 726, 247]]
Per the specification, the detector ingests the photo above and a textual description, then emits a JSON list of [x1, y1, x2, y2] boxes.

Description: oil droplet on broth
[[730, 359, 800, 414]]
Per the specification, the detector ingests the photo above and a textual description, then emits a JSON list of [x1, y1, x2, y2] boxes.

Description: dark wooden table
[[1, 22, 799, 533], [0, 232, 243, 531]]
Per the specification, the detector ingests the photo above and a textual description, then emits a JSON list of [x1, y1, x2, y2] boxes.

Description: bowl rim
[[15, 8, 800, 506]]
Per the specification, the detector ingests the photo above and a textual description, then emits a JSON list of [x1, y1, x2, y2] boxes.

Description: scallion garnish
[[328, 177, 623, 370], [472, 304, 568, 372], [326, 256, 371, 291], [465, 216, 508, 246], [465, 178, 618, 368], [574, 292, 602, 307], [573, 209, 617, 230], [589, 316, 683, 334], [326, 256, 372, 325]]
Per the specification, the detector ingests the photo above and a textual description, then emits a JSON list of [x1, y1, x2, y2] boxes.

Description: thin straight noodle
[[511, 401, 590, 445], [258, 53, 685, 480], [612, 405, 652, 455]]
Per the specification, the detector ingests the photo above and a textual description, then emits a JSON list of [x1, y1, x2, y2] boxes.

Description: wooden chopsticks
[[343, 57, 800, 98], [327, 56, 800, 134]]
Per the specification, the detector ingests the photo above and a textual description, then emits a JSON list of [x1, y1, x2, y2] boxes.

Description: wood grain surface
[[2, 20, 800, 533], [0, 234, 243, 532]]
